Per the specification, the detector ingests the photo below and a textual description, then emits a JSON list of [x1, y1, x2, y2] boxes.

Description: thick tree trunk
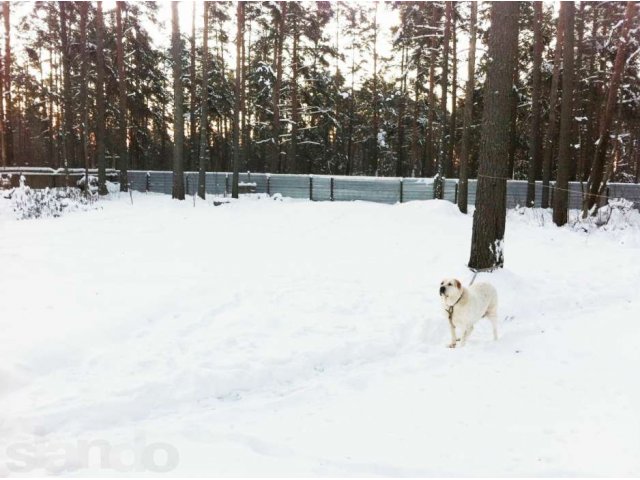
[[541, 6, 565, 208], [116, 1, 129, 191], [96, 2, 107, 195], [457, 1, 477, 214], [553, 2, 575, 226], [583, 1, 637, 216], [468, 1, 519, 271], [198, 2, 209, 199], [435, 2, 451, 198], [526, 1, 543, 207], [232, 2, 243, 198], [171, 2, 185, 200]]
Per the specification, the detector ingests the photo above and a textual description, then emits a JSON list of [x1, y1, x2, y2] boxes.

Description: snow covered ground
[[1, 191, 639, 476]]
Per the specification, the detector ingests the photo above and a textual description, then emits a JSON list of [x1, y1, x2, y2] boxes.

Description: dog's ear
[[455, 279, 461, 289]]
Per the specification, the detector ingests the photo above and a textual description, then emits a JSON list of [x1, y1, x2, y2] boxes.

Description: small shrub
[[7, 176, 99, 220]]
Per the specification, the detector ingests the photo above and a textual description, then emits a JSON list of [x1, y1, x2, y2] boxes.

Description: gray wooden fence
[[127, 171, 640, 209]]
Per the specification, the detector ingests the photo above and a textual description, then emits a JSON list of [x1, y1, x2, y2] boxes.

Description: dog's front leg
[[448, 323, 457, 348]]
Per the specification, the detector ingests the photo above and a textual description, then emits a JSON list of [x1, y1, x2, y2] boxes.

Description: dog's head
[[440, 278, 463, 306]]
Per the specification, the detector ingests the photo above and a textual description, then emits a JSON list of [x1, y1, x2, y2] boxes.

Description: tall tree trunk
[[198, 2, 209, 199], [583, 7, 599, 182], [289, 7, 299, 174], [242, 8, 249, 171], [541, 6, 565, 208], [171, 1, 185, 200], [0, 45, 5, 167], [447, 6, 457, 177], [2, 2, 12, 166], [96, 2, 107, 194], [346, 38, 356, 175], [396, 44, 406, 177], [189, 2, 197, 172], [59, 1, 74, 173], [435, 2, 451, 198], [372, 2, 379, 175], [553, 2, 575, 226], [270, 3, 286, 173], [507, 64, 518, 178], [116, 1, 129, 191], [526, 1, 543, 207], [79, 2, 89, 190], [426, 3, 438, 178], [468, 1, 519, 270], [457, 1, 477, 214], [572, 1, 586, 182], [232, 2, 244, 198], [411, 51, 421, 177]]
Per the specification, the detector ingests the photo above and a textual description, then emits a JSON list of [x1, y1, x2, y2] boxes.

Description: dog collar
[[445, 291, 464, 323]]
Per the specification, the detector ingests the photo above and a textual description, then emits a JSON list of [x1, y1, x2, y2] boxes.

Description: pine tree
[[541, 6, 565, 208], [469, 1, 519, 270], [171, 1, 185, 200], [232, 2, 244, 199], [583, 2, 638, 215], [2, 2, 13, 166], [198, 2, 209, 200], [116, 1, 129, 191], [553, 2, 575, 226], [526, 1, 543, 207], [458, 1, 477, 214]]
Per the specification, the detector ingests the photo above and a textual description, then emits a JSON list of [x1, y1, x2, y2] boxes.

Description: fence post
[[225, 174, 229, 197], [309, 175, 313, 201], [146, 171, 150, 192], [330, 177, 334, 201], [399, 178, 404, 203], [267, 175, 271, 196], [454, 182, 458, 204]]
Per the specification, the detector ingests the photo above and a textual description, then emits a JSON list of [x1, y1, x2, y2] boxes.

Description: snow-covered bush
[[572, 198, 640, 232], [7, 176, 98, 220], [511, 199, 640, 233]]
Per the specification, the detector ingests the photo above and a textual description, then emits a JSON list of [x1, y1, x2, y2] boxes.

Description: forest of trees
[[0, 2, 639, 207]]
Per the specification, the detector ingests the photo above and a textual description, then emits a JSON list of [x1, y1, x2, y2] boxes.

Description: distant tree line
[[1, 2, 638, 208]]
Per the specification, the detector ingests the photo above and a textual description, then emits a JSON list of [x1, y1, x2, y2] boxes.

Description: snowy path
[[1, 193, 639, 475]]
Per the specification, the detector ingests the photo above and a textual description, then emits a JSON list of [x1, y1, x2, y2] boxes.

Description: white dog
[[439, 278, 498, 348]]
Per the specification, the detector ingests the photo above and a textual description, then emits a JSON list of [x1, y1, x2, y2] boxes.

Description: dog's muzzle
[[439, 286, 445, 295]]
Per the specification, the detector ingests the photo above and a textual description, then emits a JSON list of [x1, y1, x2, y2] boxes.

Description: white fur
[[440, 278, 498, 348]]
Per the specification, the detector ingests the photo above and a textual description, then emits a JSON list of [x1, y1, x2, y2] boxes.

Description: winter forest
[[2, 1, 640, 476], [2, 2, 640, 200]]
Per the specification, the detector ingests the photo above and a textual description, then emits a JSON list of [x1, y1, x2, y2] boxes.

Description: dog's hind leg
[[487, 307, 499, 340], [460, 325, 474, 347]]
